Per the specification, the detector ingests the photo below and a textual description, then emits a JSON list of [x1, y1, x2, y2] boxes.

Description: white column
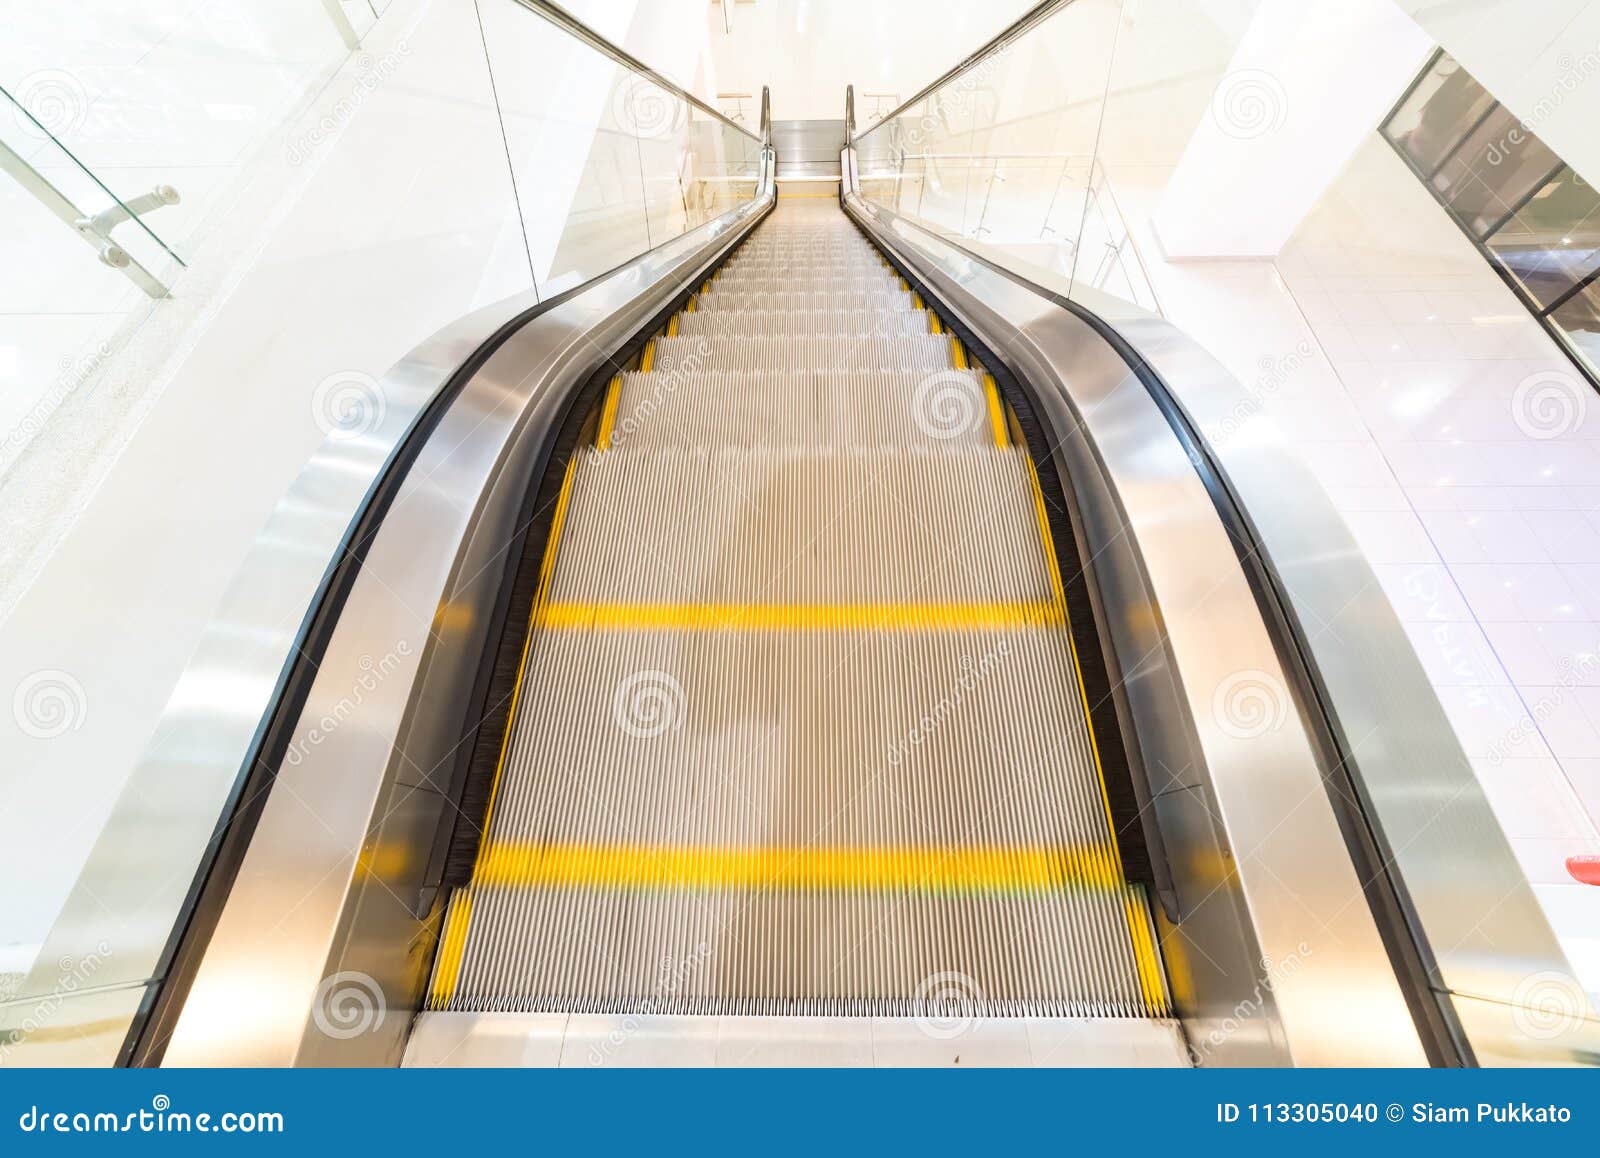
[[1152, 0, 1432, 259]]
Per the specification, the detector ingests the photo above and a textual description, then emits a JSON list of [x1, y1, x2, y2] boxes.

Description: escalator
[[24, 0, 1593, 1072], [411, 196, 1175, 1063]]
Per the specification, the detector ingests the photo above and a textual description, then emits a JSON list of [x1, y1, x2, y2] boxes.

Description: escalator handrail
[[847, 0, 1072, 143], [515, 0, 764, 145]]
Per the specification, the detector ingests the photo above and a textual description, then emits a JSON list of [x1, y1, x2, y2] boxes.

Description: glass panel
[[1430, 105, 1561, 237], [851, 0, 1151, 312], [478, 0, 761, 298], [1385, 53, 1496, 176], [1484, 166, 1600, 308], [1550, 281, 1600, 379], [0, 4, 353, 264]]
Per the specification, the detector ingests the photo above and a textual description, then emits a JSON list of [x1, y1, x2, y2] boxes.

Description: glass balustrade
[[0, 0, 762, 1058]]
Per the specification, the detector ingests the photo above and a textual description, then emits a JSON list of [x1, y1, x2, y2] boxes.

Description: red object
[[1567, 856, 1600, 885]]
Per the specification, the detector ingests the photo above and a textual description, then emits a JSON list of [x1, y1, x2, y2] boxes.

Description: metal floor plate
[[404, 1012, 1191, 1068]]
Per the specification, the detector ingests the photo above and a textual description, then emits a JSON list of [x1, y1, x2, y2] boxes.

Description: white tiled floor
[[1112, 135, 1600, 992]]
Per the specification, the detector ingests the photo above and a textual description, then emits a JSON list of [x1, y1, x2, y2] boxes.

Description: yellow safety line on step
[[595, 375, 622, 450], [685, 295, 697, 312], [1126, 894, 1171, 1015], [666, 315, 679, 337], [533, 600, 1066, 633], [929, 311, 942, 335], [640, 337, 657, 373], [983, 372, 1009, 449], [474, 456, 577, 859], [1023, 450, 1165, 1012], [474, 841, 1128, 895], [950, 337, 969, 370], [428, 892, 472, 1006]]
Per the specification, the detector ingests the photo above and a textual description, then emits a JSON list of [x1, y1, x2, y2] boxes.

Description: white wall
[[708, 0, 1035, 123], [1396, 0, 1600, 189], [1153, 0, 1432, 258]]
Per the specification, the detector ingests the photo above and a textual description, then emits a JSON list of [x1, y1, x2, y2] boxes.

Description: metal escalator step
[[650, 334, 954, 373], [547, 446, 1056, 605], [675, 311, 930, 338], [605, 369, 990, 450], [428, 196, 1172, 1032], [708, 274, 902, 294], [693, 290, 914, 314], [437, 626, 1159, 1019]]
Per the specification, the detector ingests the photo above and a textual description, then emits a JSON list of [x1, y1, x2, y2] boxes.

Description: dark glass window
[[1382, 50, 1600, 393], [1551, 283, 1600, 378], [1430, 105, 1561, 237], [1485, 168, 1600, 307], [1387, 57, 1495, 176]]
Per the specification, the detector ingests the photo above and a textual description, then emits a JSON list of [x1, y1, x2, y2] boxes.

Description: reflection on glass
[[1486, 168, 1600, 308], [1430, 105, 1560, 237], [1382, 50, 1600, 392], [1386, 58, 1494, 177], [476, 0, 763, 298], [850, 0, 1156, 314], [1551, 284, 1600, 378]]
